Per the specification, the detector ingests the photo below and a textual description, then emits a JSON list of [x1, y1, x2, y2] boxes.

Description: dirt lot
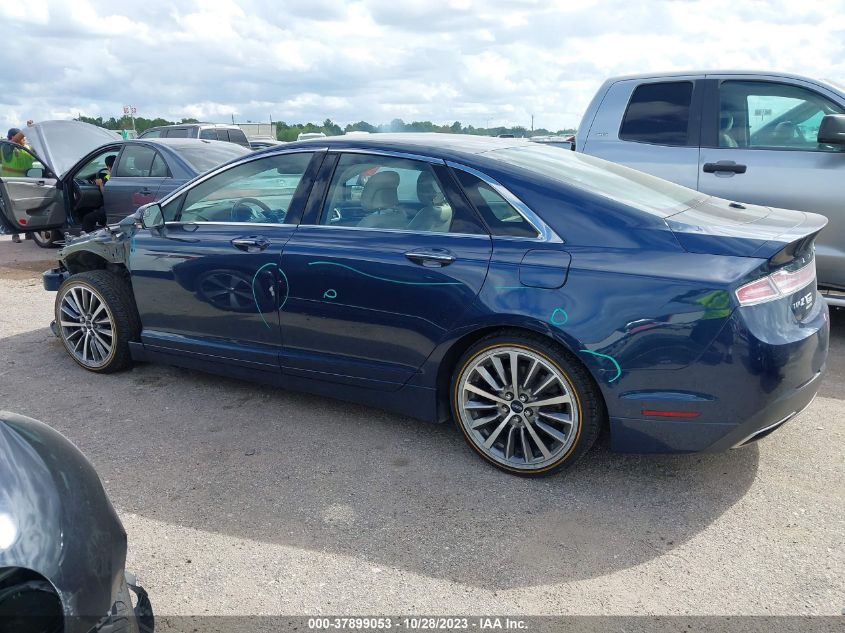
[[0, 235, 842, 617]]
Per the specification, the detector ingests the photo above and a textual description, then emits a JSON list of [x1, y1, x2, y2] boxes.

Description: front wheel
[[452, 331, 603, 476], [55, 270, 140, 373]]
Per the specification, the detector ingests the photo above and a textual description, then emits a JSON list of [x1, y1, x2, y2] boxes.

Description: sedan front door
[[0, 141, 65, 234], [129, 151, 321, 370], [104, 144, 171, 223], [279, 151, 492, 389]]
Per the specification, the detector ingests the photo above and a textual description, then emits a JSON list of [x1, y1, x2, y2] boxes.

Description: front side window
[[619, 81, 694, 146], [719, 80, 845, 151], [114, 145, 157, 177], [74, 149, 118, 180], [321, 154, 482, 234], [0, 141, 44, 178], [169, 152, 312, 224]]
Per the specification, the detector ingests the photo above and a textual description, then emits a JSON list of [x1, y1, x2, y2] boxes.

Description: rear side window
[[453, 169, 538, 238], [114, 145, 157, 177], [165, 127, 191, 138], [228, 129, 249, 146], [619, 81, 693, 146]]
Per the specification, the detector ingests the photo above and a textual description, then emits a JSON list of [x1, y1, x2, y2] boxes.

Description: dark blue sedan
[[18, 134, 831, 476], [0, 119, 250, 246]]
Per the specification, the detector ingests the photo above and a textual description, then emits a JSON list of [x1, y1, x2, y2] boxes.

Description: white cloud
[[0, 0, 842, 134]]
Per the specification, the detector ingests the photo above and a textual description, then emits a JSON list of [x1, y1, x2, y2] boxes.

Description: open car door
[[0, 140, 66, 233]]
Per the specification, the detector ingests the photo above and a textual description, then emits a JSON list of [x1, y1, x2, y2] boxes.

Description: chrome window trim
[[328, 148, 445, 164], [445, 161, 562, 243], [156, 147, 328, 208], [296, 223, 491, 239], [162, 221, 294, 229]]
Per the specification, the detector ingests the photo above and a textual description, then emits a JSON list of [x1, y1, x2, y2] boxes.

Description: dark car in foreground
[[10, 134, 830, 476], [0, 411, 153, 632], [0, 120, 250, 246]]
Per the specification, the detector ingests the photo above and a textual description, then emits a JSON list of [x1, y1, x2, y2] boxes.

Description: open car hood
[[27, 120, 121, 179]]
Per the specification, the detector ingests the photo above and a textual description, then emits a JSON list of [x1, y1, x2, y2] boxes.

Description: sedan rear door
[[278, 151, 492, 389], [0, 141, 65, 234]]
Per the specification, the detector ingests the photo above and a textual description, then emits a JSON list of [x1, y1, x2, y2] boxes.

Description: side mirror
[[817, 114, 845, 145], [140, 203, 164, 229]]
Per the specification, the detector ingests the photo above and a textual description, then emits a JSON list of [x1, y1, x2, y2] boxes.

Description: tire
[[55, 270, 140, 373], [32, 230, 60, 248], [451, 330, 604, 477]]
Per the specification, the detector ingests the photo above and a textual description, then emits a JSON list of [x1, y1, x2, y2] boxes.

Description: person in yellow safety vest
[[82, 154, 116, 232], [1, 128, 35, 243]]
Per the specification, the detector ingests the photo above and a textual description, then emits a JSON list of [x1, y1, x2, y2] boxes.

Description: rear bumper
[[609, 294, 829, 453]]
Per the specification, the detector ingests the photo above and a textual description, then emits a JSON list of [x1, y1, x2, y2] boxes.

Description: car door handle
[[703, 161, 747, 174], [231, 237, 270, 252], [405, 249, 455, 266]]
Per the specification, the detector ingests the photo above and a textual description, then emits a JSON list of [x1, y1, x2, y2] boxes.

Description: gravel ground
[[0, 235, 842, 617]]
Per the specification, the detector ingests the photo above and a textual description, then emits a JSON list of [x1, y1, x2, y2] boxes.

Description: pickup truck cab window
[[719, 80, 845, 151], [619, 81, 694, 146]]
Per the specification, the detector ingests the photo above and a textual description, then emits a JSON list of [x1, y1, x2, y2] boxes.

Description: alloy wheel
[[58, 285, 116, 368], [457, 346, 580, 471]]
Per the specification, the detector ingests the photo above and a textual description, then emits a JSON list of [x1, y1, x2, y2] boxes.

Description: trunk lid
[[27, 120, 121, 179], [664, 196, 828, 260]]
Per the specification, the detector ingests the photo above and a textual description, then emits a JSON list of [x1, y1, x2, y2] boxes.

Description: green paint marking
[[580, 349, 622, 383], [550, 308, 569, 326]]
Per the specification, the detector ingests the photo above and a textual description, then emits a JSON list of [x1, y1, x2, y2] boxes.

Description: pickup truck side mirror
[[140, 203, 164, 230], [817, 114, 845, 145]]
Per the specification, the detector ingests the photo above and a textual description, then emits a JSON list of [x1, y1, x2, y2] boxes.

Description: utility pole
[[531, 114, 534, 134], [231, 113, 235, 125]]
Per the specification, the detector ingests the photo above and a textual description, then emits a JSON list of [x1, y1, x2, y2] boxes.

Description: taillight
[[735, 259, 816, 306]]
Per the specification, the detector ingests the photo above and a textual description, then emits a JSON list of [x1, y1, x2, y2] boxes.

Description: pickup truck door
[[697, 75, 845, 289], [579, 76, 704, 189]]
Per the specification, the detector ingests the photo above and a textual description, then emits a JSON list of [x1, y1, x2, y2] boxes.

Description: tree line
[[75, 115, 575, 141]]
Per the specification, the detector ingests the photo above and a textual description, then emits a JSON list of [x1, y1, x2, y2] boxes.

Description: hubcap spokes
[[459, 347, 579, 469], [59, 286, 114, 367]]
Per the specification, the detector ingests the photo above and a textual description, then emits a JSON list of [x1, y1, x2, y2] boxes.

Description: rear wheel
[[55, 270, 140, 373], [32, 230, 60, 248], [452, 331, 603, 476]]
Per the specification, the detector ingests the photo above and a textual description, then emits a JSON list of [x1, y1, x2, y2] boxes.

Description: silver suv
[[139, 123, 250, 148]]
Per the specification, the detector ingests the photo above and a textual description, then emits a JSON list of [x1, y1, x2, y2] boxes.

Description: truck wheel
[[55, 270, 140, 373], [451, 330, 604, 476]]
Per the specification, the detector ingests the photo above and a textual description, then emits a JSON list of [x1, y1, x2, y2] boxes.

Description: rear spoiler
[[754, 211, 828, 265]]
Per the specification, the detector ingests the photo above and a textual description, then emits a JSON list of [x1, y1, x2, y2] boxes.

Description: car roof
[[604, 69, 843, 92], [135, 138, 236, 149], [279, 133, 531, 161]]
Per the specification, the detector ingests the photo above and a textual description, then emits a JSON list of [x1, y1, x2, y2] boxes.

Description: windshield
[[178, 143, 251, 173], [485, 145, 706, 217]]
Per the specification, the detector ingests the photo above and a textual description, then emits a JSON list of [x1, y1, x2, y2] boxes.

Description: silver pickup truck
[[574, 70, 845, 306]]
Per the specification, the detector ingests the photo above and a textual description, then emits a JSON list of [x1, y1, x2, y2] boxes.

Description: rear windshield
[[177, 143, 251, 173], [486, 145, 706, 217]]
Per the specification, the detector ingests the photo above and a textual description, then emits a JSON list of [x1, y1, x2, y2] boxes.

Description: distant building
[[237, 123, 277, 139]]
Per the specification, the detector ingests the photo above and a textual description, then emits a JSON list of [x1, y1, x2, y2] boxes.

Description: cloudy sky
[[1, 0, 843, 134]]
